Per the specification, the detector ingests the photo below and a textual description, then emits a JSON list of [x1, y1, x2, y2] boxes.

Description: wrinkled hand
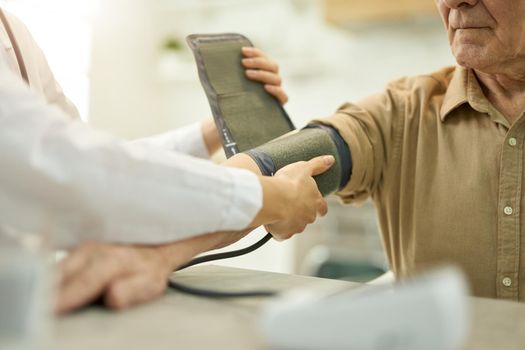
[[54, 230, 246, 314], [56, 242, 176, 314], [267, 155, 333, 240], [242, 47, 288, 105]]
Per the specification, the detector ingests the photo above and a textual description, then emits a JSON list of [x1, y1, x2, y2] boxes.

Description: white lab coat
[[0, 11, 262, 247]]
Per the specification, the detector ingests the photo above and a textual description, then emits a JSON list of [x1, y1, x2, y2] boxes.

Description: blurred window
[[1, 0, 98, 120]]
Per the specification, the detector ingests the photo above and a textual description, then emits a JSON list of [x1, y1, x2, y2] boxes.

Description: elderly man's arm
[[56, 229, 250, 314]]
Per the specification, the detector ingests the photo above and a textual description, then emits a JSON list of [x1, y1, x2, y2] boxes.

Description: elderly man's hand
[[56, 231, 248, 314], [56, 243, 176, 314]]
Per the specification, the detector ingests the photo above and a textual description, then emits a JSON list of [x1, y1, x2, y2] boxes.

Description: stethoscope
[[0, 8, 29, 85]]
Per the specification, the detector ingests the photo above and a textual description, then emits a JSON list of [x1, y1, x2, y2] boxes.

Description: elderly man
[[58, 0, 525, 310], [244, 0, 525, 300], [319, 0, 525, 300]]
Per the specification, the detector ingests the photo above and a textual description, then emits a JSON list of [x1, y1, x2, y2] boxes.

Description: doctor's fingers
[[242, 57, 279, 73], [242, 46, 268, 59], [264, 85, 289, 105], [105, 272, 168, 310], [307, 155, 335, 177], [246, 69, 282, 86], [267, 206, 318, 240], [246, 70, 288, 105], [267, 219, 309, 241], [317, 198, 328, 217]]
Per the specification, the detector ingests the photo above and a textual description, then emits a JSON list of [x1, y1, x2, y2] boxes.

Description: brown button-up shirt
[[315, 66, 525, 301]]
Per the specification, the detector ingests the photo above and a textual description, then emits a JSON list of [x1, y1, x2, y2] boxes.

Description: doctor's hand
[[225, 154, 333, 240], [264, 156, 333, 240], [242, 47, 288, 105], [201, 47, 288, 155]]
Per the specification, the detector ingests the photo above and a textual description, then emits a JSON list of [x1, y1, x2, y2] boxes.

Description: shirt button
[[508, 137, 517, 147], [502, 277, 512, 287], [504, 206, 514, 215]]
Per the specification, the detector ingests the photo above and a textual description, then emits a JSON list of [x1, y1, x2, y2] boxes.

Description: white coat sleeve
[[131, 122, 211, 159], [4, 11, 209, 158], [0, 64, 262, 248]]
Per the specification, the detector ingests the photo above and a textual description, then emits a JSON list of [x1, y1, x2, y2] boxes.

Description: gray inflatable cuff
[[187, 33, 295, 157], [245, 125, 352, 197]]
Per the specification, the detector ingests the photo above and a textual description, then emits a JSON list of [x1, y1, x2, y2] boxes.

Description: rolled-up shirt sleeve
[[312, 80, 405, 204], [0, 63, 261, 248]]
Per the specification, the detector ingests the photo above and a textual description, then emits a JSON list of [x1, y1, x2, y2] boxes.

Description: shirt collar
[[440, 66, 468, 121], [440, 66, 509, 126]]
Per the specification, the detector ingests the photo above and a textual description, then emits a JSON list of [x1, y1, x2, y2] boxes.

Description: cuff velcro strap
[[187, 33, 295, 158]]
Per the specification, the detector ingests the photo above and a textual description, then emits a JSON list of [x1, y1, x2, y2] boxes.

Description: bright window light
[[1, 0, 99, 121]]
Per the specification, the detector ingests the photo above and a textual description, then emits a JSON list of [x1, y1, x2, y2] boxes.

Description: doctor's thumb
[[308, 155, 335, 176]]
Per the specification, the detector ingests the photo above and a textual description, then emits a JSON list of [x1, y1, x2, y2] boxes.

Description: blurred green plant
[[162, 37, 184, 51]]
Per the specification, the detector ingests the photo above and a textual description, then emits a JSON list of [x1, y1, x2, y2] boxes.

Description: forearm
[[201, 117, 222, 155], [0, 65, 263, 247], [56, 229, 252, 314], [223, 153, 263, 174], [223, 154, 292, 228], [157, 230, 252, 271]]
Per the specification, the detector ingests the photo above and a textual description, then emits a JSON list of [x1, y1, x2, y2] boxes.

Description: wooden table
[[49, 265, 525, 350]]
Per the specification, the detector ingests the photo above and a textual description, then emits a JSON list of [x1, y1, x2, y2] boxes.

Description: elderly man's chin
[[451, 36, 494, 70]]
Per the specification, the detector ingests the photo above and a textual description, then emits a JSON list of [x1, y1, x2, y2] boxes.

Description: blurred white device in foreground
[[260, 268, 469, 350], [0, 248, 50, 350]]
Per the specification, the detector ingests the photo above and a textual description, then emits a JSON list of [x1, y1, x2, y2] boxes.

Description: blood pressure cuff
[[245, 124, 352, 196], [187, 33, 295, 158]]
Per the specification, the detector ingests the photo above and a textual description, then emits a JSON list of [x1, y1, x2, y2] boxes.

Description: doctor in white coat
[[0, 9, 333, 312]]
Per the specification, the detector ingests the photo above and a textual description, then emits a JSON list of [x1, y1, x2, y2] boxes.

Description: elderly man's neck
[[474, 69, 525, 125]]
